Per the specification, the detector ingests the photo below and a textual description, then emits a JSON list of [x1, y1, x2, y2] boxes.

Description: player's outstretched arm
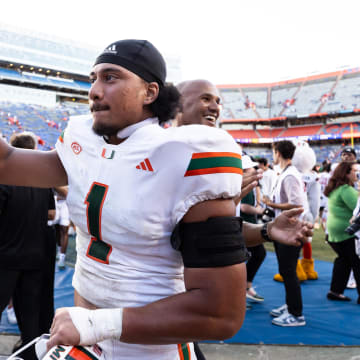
[[47, 199, 246, 349], [0, 139, 67, 187]]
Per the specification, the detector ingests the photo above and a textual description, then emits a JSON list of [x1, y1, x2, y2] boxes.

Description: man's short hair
[[10, 132, 37, 149], [273, 140, 296, 160], [341, 147, 356, 158], [257, 158, 268, 166]]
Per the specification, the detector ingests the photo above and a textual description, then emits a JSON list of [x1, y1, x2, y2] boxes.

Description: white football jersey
[[302, 172, 320, 222], [56, 116, 243, 360]]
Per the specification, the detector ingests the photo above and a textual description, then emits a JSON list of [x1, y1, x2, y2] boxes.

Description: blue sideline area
[[213, 252, 360, 346], [1, 253, 360, 346]]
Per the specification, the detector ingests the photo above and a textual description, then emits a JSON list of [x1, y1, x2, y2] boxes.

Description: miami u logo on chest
[[101, 148, 115, 159]]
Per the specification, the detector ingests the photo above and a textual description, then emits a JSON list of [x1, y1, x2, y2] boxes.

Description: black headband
[[94, 39, 166, 86]]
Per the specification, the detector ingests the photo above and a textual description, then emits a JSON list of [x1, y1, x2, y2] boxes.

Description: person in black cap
[[341, 147, 357, 162], [89, 39, 180, 140], [0, 41, 313, 359]]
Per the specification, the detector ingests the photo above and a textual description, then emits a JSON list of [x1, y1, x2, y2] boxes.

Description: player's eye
[[104, 74, 116, 81]]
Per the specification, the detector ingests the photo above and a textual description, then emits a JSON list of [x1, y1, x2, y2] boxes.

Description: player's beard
[[92, 122, 120, 137]]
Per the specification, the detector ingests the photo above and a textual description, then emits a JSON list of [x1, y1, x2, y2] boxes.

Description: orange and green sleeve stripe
[[178, 343, 191, 360], [58, 130, 65, 143], [184, 152, 243, 177], [66, 346, 99, 360]]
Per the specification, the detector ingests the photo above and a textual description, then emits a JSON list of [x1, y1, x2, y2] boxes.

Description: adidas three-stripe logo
[[136, 158, 154, 172]]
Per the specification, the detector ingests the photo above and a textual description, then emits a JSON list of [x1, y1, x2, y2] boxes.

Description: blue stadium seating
[[0, 102, 89, 150], [0, 100, 357, 166], [75, 80, 91, 91], [0, 68, 23, 81]]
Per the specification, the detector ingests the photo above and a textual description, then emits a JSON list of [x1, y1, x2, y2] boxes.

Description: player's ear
[[143, 82, 159, 105], [174, 111, 183, 126]]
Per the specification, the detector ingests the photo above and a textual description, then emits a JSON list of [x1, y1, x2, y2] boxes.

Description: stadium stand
[[271, 85, 299, 118], [322, 74, 360, 112], [0, 26, 96, 75], [0, 68, 23, 81], [219, 68, 360, 167], [219, 69, 360, 121], [0, 24, 183, 158], [227, 129, 259, 139], [256, 128, 285, 138], [321, 122, 360, 137], [280, 124, 323, 137], [0, 102, 89, 150]]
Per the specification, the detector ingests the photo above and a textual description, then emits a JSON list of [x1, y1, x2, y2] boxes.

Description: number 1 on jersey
[[85, 182, 112, 264]]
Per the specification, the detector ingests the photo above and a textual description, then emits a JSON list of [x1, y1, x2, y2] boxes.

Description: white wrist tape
[[67, 307, 123, 345]]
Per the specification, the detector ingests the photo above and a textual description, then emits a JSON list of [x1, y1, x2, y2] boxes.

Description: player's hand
[[240, 169, 263, 200], [268, 208, 313, 246], [47, 308, 80, 351], [262, 195, 270, 205], [255, 205, 265, 215]]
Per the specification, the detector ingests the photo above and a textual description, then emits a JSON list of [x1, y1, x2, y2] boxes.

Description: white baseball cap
[[242, 155, 259, 169]]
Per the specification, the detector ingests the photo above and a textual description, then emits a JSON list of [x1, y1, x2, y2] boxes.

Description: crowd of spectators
[[241, 143, 360, 328]]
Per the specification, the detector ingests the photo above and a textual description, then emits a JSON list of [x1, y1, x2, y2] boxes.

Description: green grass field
[[310, 227, 336, 262]]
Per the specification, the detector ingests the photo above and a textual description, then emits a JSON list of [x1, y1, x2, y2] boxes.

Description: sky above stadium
[[2, 0, 359, 85]]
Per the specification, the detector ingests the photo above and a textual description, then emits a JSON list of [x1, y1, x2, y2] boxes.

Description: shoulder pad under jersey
[[150, 125, 244, 224]]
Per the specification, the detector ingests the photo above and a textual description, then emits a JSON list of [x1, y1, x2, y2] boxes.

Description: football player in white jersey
[[175, 79, 265, 359], [0, 41, 312, 359], [175, 79, 263, 201]]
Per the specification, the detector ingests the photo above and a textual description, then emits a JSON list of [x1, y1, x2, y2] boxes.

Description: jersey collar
[[116, 117, 158, 140]]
